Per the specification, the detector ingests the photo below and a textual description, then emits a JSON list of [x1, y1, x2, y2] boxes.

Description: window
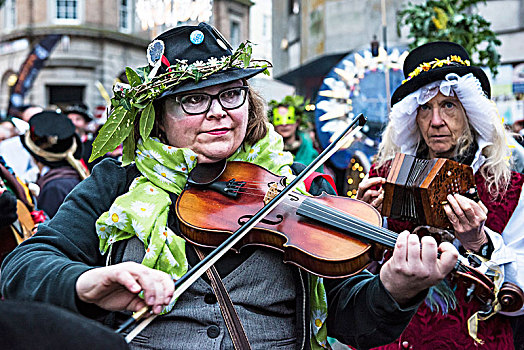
[[3, 0, 16, 30], [56, 0, 78, 20], [288, 0, 299, 15], [52, 0, 83, 24], [119, 0, 132, 32], [230, 20, 240, 48], [262, 15, 269, 37], [48, 85, 85, 106]]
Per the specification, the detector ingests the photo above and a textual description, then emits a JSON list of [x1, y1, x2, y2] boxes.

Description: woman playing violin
[[1, 24, 457, 350], [357, 41, 524, 349]]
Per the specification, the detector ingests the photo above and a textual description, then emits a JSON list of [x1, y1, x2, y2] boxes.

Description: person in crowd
[[0, 155, 45, 263], [1, 23, 458, 349], [357, 41, 524, 349], [513, 118, 524, 147], [19, 111, 89, 218], [0, 120, 16, 141], [269, 95, 320, 168], [65, 103, 93, 139], [0, 105, 43, 181], [64, 102, 98, 170]]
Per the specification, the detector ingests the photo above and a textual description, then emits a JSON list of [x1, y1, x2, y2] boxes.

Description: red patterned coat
[[368, 162, 524, 350]]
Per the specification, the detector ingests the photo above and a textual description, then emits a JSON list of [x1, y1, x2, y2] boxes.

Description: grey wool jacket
[[1, 159, 424, 349]]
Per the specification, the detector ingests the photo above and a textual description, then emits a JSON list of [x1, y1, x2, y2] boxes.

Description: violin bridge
[[264, 183, 279, 205]]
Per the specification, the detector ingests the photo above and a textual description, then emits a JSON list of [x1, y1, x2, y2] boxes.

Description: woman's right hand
[[356, 175, 386, 211], [75, 261, 174, 314]]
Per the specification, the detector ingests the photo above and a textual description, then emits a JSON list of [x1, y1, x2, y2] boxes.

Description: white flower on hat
[[193, 60, 206, 69], [207, 57, 219, 66]]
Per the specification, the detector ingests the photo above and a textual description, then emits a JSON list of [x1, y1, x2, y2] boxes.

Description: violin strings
[[301, 198, 399, 242], [229, 186, 399, 246], [299, 199, 398, 248], [299, 200, 476, 272], [297, 200, 477, 274], [206, 184, 477, 274]]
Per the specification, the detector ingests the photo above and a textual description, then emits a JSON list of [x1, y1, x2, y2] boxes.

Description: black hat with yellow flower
[[391, 41, 491, 106]]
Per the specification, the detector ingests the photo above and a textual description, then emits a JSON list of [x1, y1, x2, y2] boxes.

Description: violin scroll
[[498, 281, 524, 313]]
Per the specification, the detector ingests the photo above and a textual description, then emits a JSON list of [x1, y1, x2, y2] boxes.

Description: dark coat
[[1, 159, 423, 349]]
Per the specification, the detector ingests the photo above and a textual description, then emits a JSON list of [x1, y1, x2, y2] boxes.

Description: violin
[[118, 114, 522, 341], [176, 160, 522, 312]]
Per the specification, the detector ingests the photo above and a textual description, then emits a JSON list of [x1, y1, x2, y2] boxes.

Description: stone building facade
[[272, 0, 524, 102], [0, 0, 252, 119]]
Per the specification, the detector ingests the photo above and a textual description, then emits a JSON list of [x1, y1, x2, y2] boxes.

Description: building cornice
[[231, 0, 254, 7], [0, 25, 150, 48]]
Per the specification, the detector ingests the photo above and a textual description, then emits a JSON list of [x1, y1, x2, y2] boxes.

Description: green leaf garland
[[126, 67, 142, 87]]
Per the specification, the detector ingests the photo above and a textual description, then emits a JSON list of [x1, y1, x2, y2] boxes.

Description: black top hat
[[20, 111, 83, 167], [65, 103, 93, 122], [151, 22, 267, 98], [391, 41, 491, 106]]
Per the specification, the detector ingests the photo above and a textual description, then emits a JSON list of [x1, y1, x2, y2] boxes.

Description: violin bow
[[119, 114, 367, 342]]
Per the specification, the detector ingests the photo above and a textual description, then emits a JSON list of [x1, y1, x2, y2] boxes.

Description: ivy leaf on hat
[[139, 102, 155, 140], [122, 129, 135, 165], [126, 67, 142, 88], [89, 106, 134, 162]]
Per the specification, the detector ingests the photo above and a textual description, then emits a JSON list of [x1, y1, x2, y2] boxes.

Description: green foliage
[[90, 40, 271, 162], [89, 106, 135, 162], [139, 102, 155, 140], [397, 0, 501, 76]]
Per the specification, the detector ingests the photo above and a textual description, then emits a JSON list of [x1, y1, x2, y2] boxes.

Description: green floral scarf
[[96, 124, 329, 349]]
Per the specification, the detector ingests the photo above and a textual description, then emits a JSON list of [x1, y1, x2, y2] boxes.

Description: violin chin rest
[[187, 158, 227, 185]]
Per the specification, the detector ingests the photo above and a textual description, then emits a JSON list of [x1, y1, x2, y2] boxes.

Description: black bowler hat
[[65, 102, 93, 122], [391, 41, 491, 106], [150, 22, 267, 98], [20, 111, 83, 167]]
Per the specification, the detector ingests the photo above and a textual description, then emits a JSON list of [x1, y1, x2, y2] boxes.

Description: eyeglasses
[[175, 86, 249, 115]]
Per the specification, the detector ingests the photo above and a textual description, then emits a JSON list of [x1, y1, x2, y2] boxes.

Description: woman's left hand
[[380, 231, 458, 306], [443, 193, 488, 252]]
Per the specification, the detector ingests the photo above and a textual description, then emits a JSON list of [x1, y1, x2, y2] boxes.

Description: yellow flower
[[106, 205, 128, 229], [432, 7, 448, 30]]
